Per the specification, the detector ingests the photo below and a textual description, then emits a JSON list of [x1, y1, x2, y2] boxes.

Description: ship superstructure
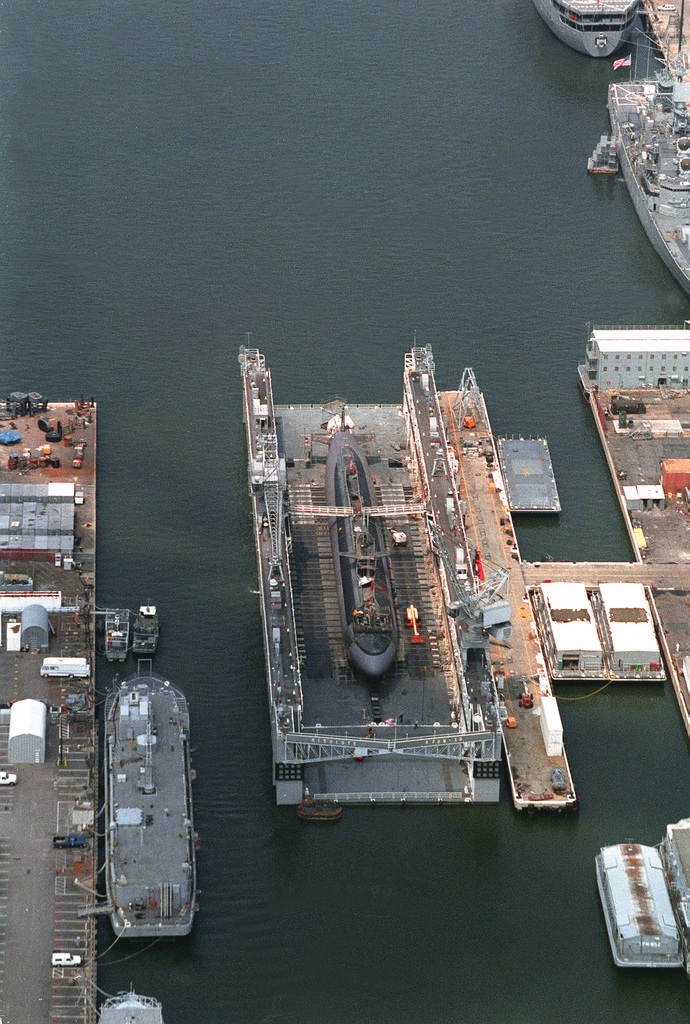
[[104, 674, 196, 937]]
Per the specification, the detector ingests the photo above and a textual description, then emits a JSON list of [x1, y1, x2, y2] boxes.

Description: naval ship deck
[[105, 676, 196, 938]]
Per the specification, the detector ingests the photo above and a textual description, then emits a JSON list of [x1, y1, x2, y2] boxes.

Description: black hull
[[325, 430, 397, 679]]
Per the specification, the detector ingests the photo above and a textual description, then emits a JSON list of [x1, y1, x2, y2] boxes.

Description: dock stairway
[[588, 136, 619, 174]]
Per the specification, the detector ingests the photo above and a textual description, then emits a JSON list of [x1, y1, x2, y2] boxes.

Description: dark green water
[[2, 0, 690, 1020]]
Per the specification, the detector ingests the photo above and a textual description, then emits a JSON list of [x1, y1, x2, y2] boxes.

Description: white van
[[40, 657, 90, 679]]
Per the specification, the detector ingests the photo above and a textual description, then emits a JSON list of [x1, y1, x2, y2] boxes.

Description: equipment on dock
[[405, 605, 424, 644], [104, 675, 197, 938]]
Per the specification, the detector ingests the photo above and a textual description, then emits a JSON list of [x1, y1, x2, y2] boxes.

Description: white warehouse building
[[537, 582, 604, 677], [597, 583, 664, 678], [580, 327, 690, 390]]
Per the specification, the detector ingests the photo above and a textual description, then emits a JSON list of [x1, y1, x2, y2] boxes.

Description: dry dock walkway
[[441, 391, 578, 810]]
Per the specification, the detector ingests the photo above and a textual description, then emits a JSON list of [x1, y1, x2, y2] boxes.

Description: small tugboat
[[104, 609, 130, 662], [132, 604, 160, 656], [297, 796, 343, 821]]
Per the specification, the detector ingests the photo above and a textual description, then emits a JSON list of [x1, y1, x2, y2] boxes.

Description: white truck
[[40, 657, 90, 679]]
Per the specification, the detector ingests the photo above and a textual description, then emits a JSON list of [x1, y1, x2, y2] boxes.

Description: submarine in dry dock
[[325, 420, 397, 679]]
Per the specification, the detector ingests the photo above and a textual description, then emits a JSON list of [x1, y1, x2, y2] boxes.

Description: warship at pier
[[104, 674, 197, 937], [604, 78, 690, 295], [531, 0, 637, 56]]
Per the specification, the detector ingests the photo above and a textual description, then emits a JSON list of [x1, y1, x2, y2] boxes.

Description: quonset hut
[[20, 603, 50, 652], [8, 699, 47, 763]]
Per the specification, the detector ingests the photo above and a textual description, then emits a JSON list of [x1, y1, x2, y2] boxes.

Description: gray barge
[[596, 843, 683, 967], [104, 675, 197, 937], [607, 79, 690, 296]]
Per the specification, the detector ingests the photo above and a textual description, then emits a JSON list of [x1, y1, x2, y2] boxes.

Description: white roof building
[[581, 327, 690, 389], [539, 582, 603, 675], [598, 583, 662, 674]]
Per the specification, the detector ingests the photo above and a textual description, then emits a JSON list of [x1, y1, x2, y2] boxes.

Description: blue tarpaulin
[[0, 430, 21, 445]]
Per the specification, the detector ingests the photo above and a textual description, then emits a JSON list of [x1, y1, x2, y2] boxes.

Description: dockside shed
[[20, 603, 50, 652], [8, 698, 47, 762], [597, 583, 662, 675], [581, 327, 690, 389], [538, 582, 604, 676]]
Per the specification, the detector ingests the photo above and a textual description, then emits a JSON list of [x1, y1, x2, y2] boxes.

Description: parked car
[[52, 833, 87, 849], [52, 952, 82, 967], [0, 772, 17, 786]]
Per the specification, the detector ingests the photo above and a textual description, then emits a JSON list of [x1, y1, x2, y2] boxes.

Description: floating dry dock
[[240, 347, 577, 811]]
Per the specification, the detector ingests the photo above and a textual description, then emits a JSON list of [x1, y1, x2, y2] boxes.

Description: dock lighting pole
[[680, 0, 686, 66]]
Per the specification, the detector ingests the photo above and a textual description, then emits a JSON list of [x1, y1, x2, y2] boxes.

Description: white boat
[[596, 843, 683, 967]]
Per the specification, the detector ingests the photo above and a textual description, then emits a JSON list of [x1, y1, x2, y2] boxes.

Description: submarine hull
[[325, 430, 397, 680]]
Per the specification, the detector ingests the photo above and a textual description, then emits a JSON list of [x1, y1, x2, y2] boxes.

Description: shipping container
[[540, 695, 563, 757]]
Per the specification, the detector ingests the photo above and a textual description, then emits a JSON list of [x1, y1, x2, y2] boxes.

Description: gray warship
[[605, 78, 690, 295], [660, 818, 690, 975], [105, 674, 197, 937], [99, 991, 164, 1024], [531, 0, 637, 56]]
